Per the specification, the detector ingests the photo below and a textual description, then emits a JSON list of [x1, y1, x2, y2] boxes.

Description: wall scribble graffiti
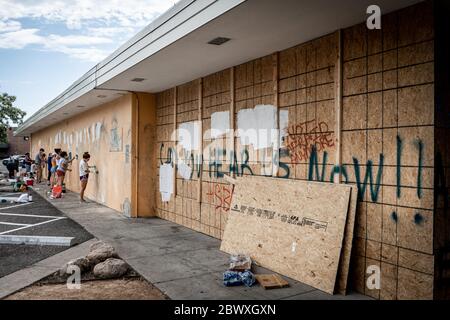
[[285, 119, 335, 164]]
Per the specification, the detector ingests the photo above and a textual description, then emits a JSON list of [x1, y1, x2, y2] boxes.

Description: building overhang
[[16, 0, 422, 136]]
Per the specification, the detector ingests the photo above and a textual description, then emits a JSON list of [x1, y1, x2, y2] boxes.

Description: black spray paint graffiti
[[159, 143, 290, 179], [159, 134, 429, 208], [307, 135, 425, 204]]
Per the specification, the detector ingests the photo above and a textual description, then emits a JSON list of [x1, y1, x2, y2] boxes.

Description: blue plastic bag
[[223, 270, 255, 287]]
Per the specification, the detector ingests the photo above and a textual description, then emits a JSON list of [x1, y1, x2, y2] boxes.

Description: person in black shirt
[[23, 153, 32, 172], [6, 156, 19, 179]]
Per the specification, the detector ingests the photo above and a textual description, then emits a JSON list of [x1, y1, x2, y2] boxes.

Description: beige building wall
[[31, 94, 135, 214], [31, 93, 157, 217]]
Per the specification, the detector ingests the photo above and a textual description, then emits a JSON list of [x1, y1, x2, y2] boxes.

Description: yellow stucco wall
[[31, 94, 134, 214]]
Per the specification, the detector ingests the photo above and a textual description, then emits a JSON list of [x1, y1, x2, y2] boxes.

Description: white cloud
[[0, 0, 179, 62], [46, 34, 112, 46], [47, 47, 110, 62], [0, 19, 22, 32], [0, 0, 178, 29], [0, 28, 42, 49]]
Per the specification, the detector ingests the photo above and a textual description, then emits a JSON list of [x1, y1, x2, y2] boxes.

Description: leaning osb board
[[335, 186, 358, 295], [220, 176, 351, 294]]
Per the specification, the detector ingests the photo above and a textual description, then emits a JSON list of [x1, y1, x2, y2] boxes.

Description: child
[[79, 152, 91, 202], [50, 151, 60, 189]]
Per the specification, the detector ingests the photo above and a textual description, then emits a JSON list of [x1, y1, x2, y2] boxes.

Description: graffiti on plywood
[[284, 119, 335, 163], [206, 182, 235, 212]]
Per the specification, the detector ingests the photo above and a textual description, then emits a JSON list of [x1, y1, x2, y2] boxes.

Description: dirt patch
[[5, 277, 168, 300]]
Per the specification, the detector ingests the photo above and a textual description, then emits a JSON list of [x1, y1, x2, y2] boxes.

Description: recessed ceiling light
[[97, 95, 107, 98], [76, 105, 86, 108], [208, 37, 231, 46], [131, 78, 146, 82]]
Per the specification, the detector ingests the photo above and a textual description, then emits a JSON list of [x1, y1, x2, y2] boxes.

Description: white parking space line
[[0, 197, 20, 202], [0, 217, 66, 235], [0, 212, 63, 219], [0, 203, 32, 211], [0, 222, 31, 227]]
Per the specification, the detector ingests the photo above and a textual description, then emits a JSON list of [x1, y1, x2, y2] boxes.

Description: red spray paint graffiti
[[285, 119, 335, 163], [206, 182, 235, 212]]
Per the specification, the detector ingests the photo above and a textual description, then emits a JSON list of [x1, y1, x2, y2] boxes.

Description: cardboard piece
[[255, 274, 290, 289], [220, 176, 352, 294]]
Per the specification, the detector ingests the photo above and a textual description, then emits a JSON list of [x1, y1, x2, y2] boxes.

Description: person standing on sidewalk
[[79, 152, 91, 203], [23, 153, 32, 173], [50, 150, 60, 189], [56, 151, 74, 187], [47, 153, 53, 186], [34, 148, 45, 183], [6, 156, 18, 179]]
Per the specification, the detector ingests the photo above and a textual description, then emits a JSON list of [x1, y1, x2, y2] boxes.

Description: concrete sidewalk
[[31, 186, 370, 300]]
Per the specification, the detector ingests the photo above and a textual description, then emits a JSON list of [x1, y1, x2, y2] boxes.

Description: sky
[[0, 0, 179, 120]]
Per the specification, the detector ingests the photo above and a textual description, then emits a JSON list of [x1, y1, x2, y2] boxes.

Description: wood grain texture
[[220, 176, 351, 294]]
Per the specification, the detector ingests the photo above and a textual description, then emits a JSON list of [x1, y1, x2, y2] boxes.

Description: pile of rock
[[60, 241, 129, 279]]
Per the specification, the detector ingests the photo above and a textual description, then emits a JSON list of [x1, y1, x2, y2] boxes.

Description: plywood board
[[220, 176, 351, 294], [335, 185, 358, 295]]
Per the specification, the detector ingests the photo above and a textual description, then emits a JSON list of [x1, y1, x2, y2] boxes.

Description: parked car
[[2, 155, 26, 167]]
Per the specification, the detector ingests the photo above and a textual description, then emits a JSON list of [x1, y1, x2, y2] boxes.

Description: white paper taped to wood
[[159, 163, 174, 202], [178, 121, 201, 151], [211, 111, 230, 139], [237, 105, 278, 150], [177, 162, 192, 180]]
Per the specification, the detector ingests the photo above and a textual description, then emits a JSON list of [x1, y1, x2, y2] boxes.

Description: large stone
[[93, 258, 129, 279], [59, 257, 91, 277], [86, 241, 117, 265]]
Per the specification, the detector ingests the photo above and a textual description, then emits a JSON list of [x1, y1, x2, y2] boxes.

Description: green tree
[[0, 93, 26, 143]]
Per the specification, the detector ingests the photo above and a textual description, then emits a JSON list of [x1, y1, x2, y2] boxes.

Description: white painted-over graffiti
[[86, 128, 90, 144], [177, 121, 201, 151], [211, 111, 230, 139], [91, 123, 96, 141], [178, 161, 192, 180], [54, 131, 62, 145], [237, 104, 278, 150], [95, 122, 102, 141]]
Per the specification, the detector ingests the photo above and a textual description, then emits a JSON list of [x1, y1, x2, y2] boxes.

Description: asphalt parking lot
[[0, 188, 93, 277]]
